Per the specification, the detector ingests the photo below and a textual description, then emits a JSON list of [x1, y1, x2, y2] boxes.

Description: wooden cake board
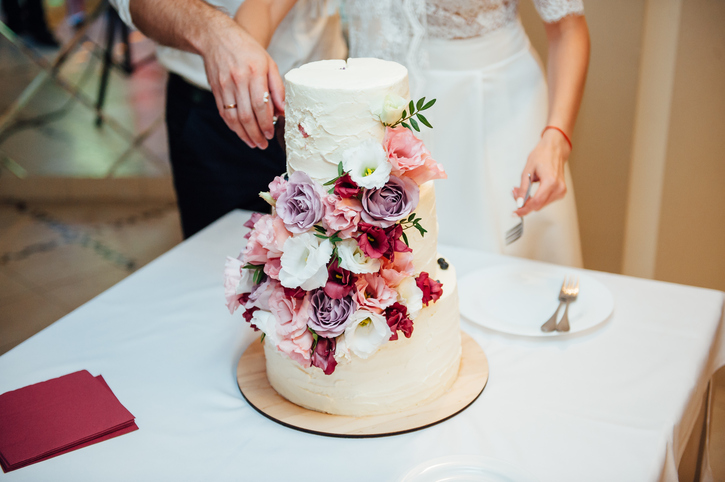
[[236, 332, 489, 438]]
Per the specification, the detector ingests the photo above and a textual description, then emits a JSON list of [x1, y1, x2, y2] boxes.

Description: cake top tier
[[285, 58, 408, 91], [284, 58, 410, 182]]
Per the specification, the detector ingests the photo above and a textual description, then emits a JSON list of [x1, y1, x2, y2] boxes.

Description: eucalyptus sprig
[[399, 212, 427, 246], [391, 97, 436, 132], [243, 263, 266, 285], [322, 162, 345, 194]]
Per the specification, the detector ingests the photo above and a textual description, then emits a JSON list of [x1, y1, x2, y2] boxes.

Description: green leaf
[[416, 97, 425, 111], [243, 263, 257, 270], [408, 100, 415, 116], [401, 122, 411, 130], [416, 113, 432, 128], [409, 117, 420, 132], [415, 225, 427, 237], [401, 230, 410, 247], [260, 333, 265, 343], [328, 187, 335, 194], [408, 213, 416, 222], [314, 225, 327, 234], [323, 177, 337, 186], [253, 269, 264, 285], [314, 233, 328, 239], [400, 109, 407, 120], [338, 161, 344, 176], [421, 99, 436, 110]]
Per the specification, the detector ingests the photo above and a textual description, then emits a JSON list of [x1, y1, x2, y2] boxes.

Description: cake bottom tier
[[264, 261, 462, 416]]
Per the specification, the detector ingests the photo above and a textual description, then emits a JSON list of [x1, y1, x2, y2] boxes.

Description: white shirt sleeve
[[109, 0, 138, 30]]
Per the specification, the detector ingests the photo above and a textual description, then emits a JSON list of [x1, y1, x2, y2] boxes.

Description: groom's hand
[[200, 17, 284, 149]]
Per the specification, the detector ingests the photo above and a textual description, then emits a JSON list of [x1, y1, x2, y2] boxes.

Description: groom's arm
[[111, 0, 281, 149]]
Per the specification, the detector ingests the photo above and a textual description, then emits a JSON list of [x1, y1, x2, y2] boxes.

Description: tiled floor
[[0, 199, 182, 354]]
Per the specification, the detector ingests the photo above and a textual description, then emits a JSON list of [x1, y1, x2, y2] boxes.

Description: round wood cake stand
[[236, 332, 488, 438]]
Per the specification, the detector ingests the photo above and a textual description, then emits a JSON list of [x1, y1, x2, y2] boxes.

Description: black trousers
[[165, 73, 285, 239]]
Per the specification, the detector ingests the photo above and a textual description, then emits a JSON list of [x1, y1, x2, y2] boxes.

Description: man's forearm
[[129, 0, 235, 55]]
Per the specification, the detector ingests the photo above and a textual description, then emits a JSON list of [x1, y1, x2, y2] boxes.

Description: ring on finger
[[262, 92, 270, 104], [224, 103, 237, 110]]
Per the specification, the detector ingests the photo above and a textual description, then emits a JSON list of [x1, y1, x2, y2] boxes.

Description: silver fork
[[555, 277, 579, 332], [505, 174, 533, 245], [540, 277, 569, 332]]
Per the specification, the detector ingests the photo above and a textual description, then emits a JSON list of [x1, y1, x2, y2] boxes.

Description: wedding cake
[[225, 58, 462, 416]]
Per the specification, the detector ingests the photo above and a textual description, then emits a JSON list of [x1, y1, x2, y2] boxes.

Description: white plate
[[399, 455, 537, 482], [459, 264, 614, 337]]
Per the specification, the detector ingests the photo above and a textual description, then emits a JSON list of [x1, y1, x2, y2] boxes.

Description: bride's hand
[[512, 128, 572, 217], [200, 18, 284, 150]]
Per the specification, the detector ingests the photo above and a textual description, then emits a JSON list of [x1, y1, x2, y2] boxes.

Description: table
[[1, 210, 723, 481]]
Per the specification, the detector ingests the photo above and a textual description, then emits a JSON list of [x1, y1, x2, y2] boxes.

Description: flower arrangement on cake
[[224, 95, 445, 376]]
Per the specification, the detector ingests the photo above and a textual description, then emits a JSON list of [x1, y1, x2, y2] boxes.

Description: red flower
[[416, 272, 443, 306], [242, 306, 260, 331], [324, 259, 355, 299], [283, 287, 307, 299], [383, 224, 412, 259], [310, 337, 338, 375], [385, 302, 413, 341], [356, 222, 389, 259], [334, 173, 361, 199]]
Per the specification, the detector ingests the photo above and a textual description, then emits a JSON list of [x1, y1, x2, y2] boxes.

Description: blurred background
[[0, 0, 723, 475]]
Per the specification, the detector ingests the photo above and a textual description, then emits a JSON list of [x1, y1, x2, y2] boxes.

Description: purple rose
[[276, 171, 325, 233], [311, 337, 337, 375], [307, 289, 355, 337], [360, 175, 419, 228]]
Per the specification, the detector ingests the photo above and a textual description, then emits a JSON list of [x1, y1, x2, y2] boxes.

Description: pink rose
[[269, 286, 311, 338], [253, 215, 290, 259], [224, 256, 244, 314], [243, 212, 264, 240], [276, 330, 313, 368], [384, 126, 430, 173], [323, 195, 362, 239], [268, 176, 288, 200], [242, 231, 269, 265], [380, 251, 415, 288], [263, 257, 282, 280], [354, 273, 398, 314]]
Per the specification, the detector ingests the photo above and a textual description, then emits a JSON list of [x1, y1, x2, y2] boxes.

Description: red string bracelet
[[542, 126, 572, 150]]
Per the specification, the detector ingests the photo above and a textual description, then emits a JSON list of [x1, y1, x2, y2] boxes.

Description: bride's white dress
[[345, 0, 584, 267]]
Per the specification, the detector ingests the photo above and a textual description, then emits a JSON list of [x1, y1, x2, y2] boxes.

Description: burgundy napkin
[[0, 370, 138, 472]]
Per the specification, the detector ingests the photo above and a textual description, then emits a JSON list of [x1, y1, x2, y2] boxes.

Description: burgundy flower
[[383, 224, 412, 259], [360, 176, 419, 228], [310, 337, 337, 375], [324, 259, 355, 299], [307, 289, 355, 337], [283, 287, 307, 299], [334, 173, 361, 199], [356, 222, 389, 259], [416, 272, 443, 306], [242, 305, 260, 331], [385, 302, 413, 341]]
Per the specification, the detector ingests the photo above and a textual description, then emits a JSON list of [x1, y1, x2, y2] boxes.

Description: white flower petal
[[337, 239, 381, 274], [396, 277, 423, 319], [279, 232, 333, 288], [342, 139, 391, 189], [343, 309, 391, 359]]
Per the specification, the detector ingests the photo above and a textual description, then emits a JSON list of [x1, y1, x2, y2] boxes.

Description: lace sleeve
[[531, 0, 584, 23]]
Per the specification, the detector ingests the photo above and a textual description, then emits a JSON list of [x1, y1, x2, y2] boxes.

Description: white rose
[[343, 309, 391, 359], [279, 232, 333, 290], [396, 276, 424, 319], [337, 238, 381, 274], [377, 93, 407, 126], [236, 268, 256, 295], [251, 310, 280, 345], [341, 139, 391, 189]]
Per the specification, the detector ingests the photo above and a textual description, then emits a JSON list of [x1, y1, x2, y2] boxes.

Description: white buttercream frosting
[[265, 263, 461, 416], [284, 58, 409, 183]]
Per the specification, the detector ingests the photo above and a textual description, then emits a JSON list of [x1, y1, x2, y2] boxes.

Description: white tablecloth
[[1, 210, 723, 481]]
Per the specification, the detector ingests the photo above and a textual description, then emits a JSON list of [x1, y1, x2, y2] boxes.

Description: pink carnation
[[276, 330, 313, 368], [383, 126, 446, 185], [223, 256, 244, 314], [269, 286, 311, 339], [243, 212, 264, 240], [323, 195, 362, 239], [263, 257, 282, 280], [253, 214, 290, 258], [268, 176, 288, 200], [380, 251, 415, 288], [353, 273, 398, 314]]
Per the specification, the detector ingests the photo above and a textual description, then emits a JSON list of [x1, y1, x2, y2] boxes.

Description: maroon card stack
[[0, 370, 138, 472]]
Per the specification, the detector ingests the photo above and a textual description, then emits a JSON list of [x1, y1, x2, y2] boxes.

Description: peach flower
[[380, 251, 415, 288], [353, 273, 398, 314], [269, 285, 310, 339], [323, 195, 362, 239], [276, 330, 313, 368]]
